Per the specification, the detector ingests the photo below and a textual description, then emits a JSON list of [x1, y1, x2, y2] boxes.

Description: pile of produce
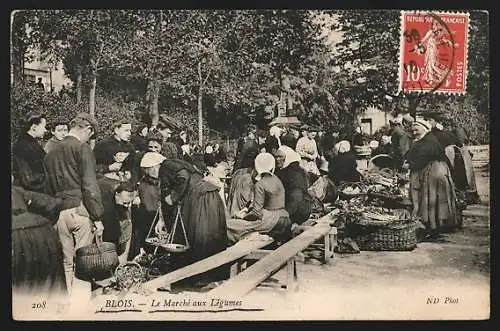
[[115, 262, 147, 290]]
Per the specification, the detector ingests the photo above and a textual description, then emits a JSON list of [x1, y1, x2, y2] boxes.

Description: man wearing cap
[[44, 113, 104, 293], [94, 119, 138, 184], [389, 114, 412, 172]]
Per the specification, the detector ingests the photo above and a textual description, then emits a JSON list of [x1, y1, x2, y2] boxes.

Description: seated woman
[[227, 166, 256, 218], [328, 140, 361, 185], [12, 181, 67, 298], [227, 153, 292, 244], [405, 119, 461, 240], [155, 159, 228, 285], [274, 146, 312, 226]]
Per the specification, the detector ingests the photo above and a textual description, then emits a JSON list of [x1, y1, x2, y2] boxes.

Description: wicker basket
[[354, 220, 417, 251], [75, 234, 119, 281], [354, 145, 371, 156]]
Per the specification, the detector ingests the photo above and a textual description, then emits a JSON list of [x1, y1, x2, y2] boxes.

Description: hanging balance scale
[[146, 203, 190, 254]]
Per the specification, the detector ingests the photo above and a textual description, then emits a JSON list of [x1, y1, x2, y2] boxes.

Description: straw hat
[[140, 152, 166, 168], [254, 152, 275, 181]]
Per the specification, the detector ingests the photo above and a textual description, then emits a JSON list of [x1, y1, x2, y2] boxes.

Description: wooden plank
[[462, 209, 489, 218], [244, 249, 273, 260], [143, 238, 273, 291], [209, 222, 332, 297]]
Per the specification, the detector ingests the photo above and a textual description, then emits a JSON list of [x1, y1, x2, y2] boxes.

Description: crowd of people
[[11, 110, 479, 298]]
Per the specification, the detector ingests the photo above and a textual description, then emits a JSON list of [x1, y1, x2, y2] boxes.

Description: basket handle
[[94, 232, 104, 252]]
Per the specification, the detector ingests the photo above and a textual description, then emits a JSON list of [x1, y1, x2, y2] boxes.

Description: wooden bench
[[209, 221, 337, 297], [142, 237, 274, 292]]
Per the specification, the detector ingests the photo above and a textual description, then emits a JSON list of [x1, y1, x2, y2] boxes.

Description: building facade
[[357, 107, 394, 136], [22, 48, 72, 93]]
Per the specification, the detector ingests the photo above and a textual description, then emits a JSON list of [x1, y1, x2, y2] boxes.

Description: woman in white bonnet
[[227, 153, 291, 244], [274, 146, 312, 226], [128, 152, 166, 259], [328, 140, 361, 185], [405, 119, 461, 241]]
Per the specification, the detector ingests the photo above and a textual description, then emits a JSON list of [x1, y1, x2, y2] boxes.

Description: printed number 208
[[32, 301, 46, 309]]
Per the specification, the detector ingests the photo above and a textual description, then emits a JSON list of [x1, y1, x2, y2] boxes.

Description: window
[[361, 118, 373, 135]]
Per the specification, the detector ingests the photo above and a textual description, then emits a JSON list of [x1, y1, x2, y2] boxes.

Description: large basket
[[354, 220, 417, 251], [75, 234, 119, 281], [354, 145, 371, 157]]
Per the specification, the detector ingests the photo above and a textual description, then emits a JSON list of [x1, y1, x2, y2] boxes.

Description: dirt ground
[[206, 165, 491, 320]]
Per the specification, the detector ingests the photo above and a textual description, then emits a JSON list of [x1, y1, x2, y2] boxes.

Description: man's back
[[44, 136, 103, 221]]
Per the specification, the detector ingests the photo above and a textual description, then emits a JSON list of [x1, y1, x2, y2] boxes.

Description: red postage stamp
[[399, 11, 469, 94]]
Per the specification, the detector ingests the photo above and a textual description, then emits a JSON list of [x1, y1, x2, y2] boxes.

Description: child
[[44, 120, 69, 154]]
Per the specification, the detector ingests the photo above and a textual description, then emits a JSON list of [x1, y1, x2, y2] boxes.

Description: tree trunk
[[198, 61, 203, 146], [198, 83, 203, 146], [408, 96, 421, 119], [76, 65, 83, 104], [150, 79, 160, 127], [88, 63, 97, 117], [11, 12, 26, 87]]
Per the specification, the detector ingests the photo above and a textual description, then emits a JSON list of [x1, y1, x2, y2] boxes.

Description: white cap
[[140, 152, 166, 168]]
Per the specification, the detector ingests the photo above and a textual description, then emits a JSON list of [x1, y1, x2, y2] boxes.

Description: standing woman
[[155, 159, 228, 284], [405, 119, 461, 240], [12, 179, 66, 298]]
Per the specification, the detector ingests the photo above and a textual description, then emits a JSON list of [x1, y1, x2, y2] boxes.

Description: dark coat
[[276, 162, 312, 225], [328, 152, 361, 185], [430, 128, 461, 148], [12, 133, 46, 192], [44, 136, 104, 222], [12, 185, 66, 295], [131, 134, 148, 152], [234, 139, 259, 171], [264, 136, 280, 154], [93, 136, 138, 182], [390, 124, 412, 169], [405, 133, 449, 172]]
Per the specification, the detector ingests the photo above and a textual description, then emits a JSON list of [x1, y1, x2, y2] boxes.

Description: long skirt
[[410, 160, 462, 232], [12, 218, 67, 298], [128, 208, 157, 260], [169, 180, 228, 285], [227, 209, 291, 244]]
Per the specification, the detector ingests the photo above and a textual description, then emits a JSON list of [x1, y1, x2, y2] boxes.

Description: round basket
[[75, 236, 119, 281], [354, 220, 417, 251], [354, 145, 371, 156]]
